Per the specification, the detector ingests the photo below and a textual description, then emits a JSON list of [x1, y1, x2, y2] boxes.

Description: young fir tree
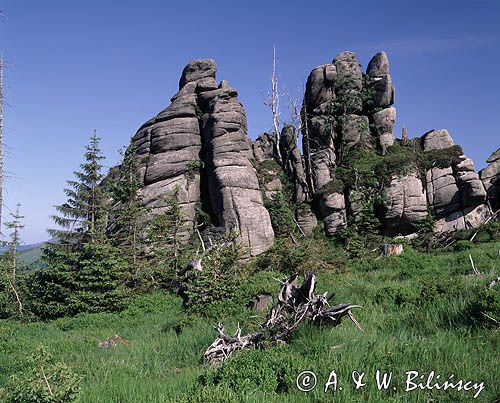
[[29, 132, 128, 319], [49, 130, 108, 244], [110, 146, 146, 271], [0, 204, 25, 318], [145, 189, 186, 287]]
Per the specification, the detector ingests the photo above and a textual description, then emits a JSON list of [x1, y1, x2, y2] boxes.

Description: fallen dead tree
[[203, 273, 362, 364]]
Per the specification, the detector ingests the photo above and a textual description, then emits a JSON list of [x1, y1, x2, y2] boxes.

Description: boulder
[[130, 65, 205, 240], [304, 64, 337, 110], [383, 174, 428, 234], [179, 59, 217, 88], [248, 294, 273, 310], [319, 192, 347, 235], [347, 190, 364, 223], [426, 166, 461, 217], [253, 132, 276, 163], [372, 107, 396, 149], [421, 129, 454, 151], [366, 52, 395, 109], [434, 204, 491, 233], [452, 155, 486, 207], [333, 51, 363, 91], [295, 204, 318, 235], [479, 148, 500, 210], [367, 51, 390, 77]]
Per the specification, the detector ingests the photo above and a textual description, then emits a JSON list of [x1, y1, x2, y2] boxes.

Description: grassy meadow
[[0, 240, 499, 402]]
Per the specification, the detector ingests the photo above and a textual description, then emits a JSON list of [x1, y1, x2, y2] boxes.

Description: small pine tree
[[109, 146, 147, 270], [0, 204, 25, 318], [144, 190, 186, 287], [265, 191, 295, 237], [29, 132, 128, 319], [48, 130, 108, 245]]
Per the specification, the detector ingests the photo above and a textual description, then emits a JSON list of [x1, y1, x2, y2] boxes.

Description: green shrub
[[5, 345, 81, 403], [181, 237, 245, 317], [254, 238, 307, 274], [454, 240, 473, 251], [28, 242, 129, 319], [264, 191, 296, 237], [199, 347, 305, 394], [470, 283, 500, 327]]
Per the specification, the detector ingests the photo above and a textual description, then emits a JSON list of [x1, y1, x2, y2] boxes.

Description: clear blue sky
[[1, 0, 499, 244]]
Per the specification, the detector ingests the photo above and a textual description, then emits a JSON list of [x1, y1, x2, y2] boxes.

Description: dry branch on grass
[[203, 273, 362, 364]]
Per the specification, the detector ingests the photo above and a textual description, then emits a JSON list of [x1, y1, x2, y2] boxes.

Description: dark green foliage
[[29, 133, 129, 319], [0, 206, 24, 317], [0, 261, 19, 319], [186, 160, 204, 176], [48, 131, 108, 245], [181, 237, 244, 317], [315, 178, 345, 196], [109, 146, 147, 270], [254, 238, 307, 274], [412, 212, 438, 250], [264, 191, 296, 237], [360, 73, 377, 112], [470, 283, 500, 328], [4, 345, 81, 402], [29, 242, 128, 319], [374, 276, 468, 307], [199, 347, 305, 395], [336, 142, 464, 190], [143, 191, 186, 288]]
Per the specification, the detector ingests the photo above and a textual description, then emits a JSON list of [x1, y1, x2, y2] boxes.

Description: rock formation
[[301, 50, 397, 235], [199, 78, 274, 256], [299, 50, 495, 237], [124, 60, 274, 256], [112, 52, 497, 254], [480, 148, 500, 211]]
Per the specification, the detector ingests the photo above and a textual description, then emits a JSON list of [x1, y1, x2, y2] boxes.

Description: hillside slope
[[1, 240, 498, 402]]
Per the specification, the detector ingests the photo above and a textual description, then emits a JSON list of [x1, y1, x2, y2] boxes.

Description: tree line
[[0, 132, 187, 320]]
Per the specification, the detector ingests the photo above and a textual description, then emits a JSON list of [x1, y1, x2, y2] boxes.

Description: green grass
[[0, 242, 499, 402]]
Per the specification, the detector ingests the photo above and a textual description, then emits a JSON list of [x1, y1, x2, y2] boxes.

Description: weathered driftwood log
[[203, 273, 362, 364]]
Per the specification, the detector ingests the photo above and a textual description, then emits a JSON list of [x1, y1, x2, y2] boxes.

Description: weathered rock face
[[301, 50, 396, 234], [480, 148, 500, 210], [295, 204, 318, 235], [453, 156, 487, 207], [124, 60, 274, 255], [115, 54, 495, 252], [383, 174, 428, 234], [319, 192, 347, 235], [200, 79, 274, 256], [366, 52, 396, 152], [434, 204, 491, 233], [279, 125, 308, 203], [425, 166, 461, 217], [129, 63, 208, 240], [252, 132, 276, 164], [372, 107, 396, 150], [421, 129, 454, 151]]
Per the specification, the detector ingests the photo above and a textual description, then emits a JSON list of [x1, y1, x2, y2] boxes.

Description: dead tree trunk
[[0, 55, 4, 234], [204, 273, 362, 364]]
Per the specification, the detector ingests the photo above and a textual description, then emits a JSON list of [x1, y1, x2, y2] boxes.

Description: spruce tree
[[110, 146, 147, 270], [29, 131, 128, 319], [144, 190, 186, 287], [48, 130, 108, 244], [0, 204, 25, 317]]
